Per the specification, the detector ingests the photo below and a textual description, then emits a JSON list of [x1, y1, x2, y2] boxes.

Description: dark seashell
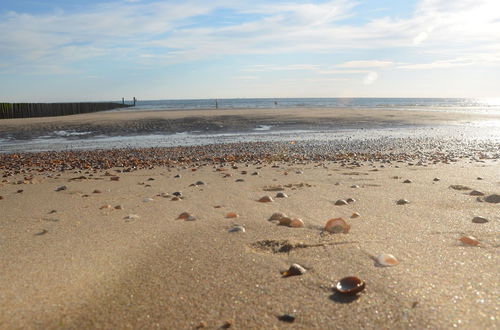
[[173, 191, 182, 196], [277, 314, 296, 323], [281, 263, 306, 277], [335, 276, 366, 295], [335, 199, 348, 206], [403, 179, 412, 183], [275, 192, 288, 198], [484, 194, 500, 203], [469, 190, 484, 196], [396, 199, 409, 205], [472, 216, 488, 224]]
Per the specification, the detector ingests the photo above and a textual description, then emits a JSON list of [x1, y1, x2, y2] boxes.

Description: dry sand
[[1, 158, 499, 329]]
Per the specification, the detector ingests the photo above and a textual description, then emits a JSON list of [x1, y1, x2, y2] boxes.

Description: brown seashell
[[114, 205, 123, 210], [281, 263, 307, 277], [269, 212, 287, 221], [459, 236, 480, 246], [226, 212, 239, 218], [351, 212, 360, 218], [177, 212, 192, 220], [171, 196, 180, 201], [325, 218, 350, 234], [278, 217, 292, 226], [335, 276, 365, 295], [289, 218, 304, 228], [99, 204, 112, 209], [93, 189, 102, 194], [258, 195, 274, 203], [110, 176, 120, 181]]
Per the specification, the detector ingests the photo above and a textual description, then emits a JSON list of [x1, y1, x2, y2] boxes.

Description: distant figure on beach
[[274, 101, 278, 107], [215, 99, 218, 109]]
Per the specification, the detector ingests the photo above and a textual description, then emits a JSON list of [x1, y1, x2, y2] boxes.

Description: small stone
[[235, 179, 245, 182], [55, 185, 67, 192], [258, 195, 274, 203], [469, 190, 485, 196], [403, 179, 412, 183], [275, 192, 288, 198], [281, 263, 306, 277], [174, 174, 181, 178], [251, 172, 259, 175], [269, 212, 287, 221], [114, 205, 123, 210], [351, 212, 360, 218], [277, 314, 296, 323], [433, 178, 440, 182], [143, 198, 154, 202], [228, 225, 245, 233], [396, 199, 410, 205], [335, 199, 348, 206], [147, 178, 155, 181], [484, 194, 500, 203], [110, 176, 120, 181], [93, 189, 102, 194], [173, 191, 182, 197], [195, 181, 205, 185], [476, 177, 483, 180], [472, 216, 489, 224], [16, 189, 23, 193]]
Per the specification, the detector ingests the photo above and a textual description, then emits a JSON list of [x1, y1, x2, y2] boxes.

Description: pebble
[[275, 192, 288, 198], [228, 225, 245, 233], [472, 216, 488, 223], [277, 314, 296, 323], [174, 174, 181, 178], [469, 190, 485, 196], [55, 185, 67, 191], [484, 194, 500, 203], [281, 263, 307, 277], [258, 195, 274, 203], [114, 205, 123, 210], [235, 179, 245, 182], [93, 189, 102, 194], [403, 179, 412, 183], [195, 181, 205, 185], [143, 198, 154, 202], [335, 199, 348, 206], [396, 199, 410, 205], [433, 178, 440, 182], [110, 176, 120, 181], [252, 172, 259, 175], [269, 212, 287, 221]]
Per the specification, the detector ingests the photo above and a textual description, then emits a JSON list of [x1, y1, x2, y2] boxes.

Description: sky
[[0, 0, 499, 102]]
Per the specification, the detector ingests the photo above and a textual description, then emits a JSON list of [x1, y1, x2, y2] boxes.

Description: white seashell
[[376, 254, 399, 267], [124, 214, 140, 221], [143, 198, 154, 202], [228, 225, 245, 233]]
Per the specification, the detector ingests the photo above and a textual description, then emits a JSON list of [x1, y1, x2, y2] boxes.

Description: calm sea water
[[127, 97, 500, 113]]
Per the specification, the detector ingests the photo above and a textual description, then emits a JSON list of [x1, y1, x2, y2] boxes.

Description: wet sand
[[0, 150, 499, 329], [1, 107, 499, 140]]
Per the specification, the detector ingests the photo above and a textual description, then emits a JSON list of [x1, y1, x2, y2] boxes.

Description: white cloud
[[337, 60, 393, 68]]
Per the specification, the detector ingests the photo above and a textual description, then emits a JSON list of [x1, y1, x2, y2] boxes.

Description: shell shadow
[[329, 292, 360, 304]]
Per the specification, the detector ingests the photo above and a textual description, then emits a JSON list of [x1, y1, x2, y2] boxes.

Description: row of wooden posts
[[0, 100, 135, 119]]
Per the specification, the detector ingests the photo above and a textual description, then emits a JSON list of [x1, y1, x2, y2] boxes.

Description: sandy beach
[[0, 108, 499, 329]]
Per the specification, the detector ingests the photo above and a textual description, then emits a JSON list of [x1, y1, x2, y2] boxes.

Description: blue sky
[[1, 0, 499, 102]]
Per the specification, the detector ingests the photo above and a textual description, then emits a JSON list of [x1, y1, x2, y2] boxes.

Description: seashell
[[124, 214, 139, 221], [469, 190, 484, 196], [281, 263, 307, 277], [396, 199, 409, 205], [450, 185, 471, 191], [99, 204, 112, 209], [55, 185, 67, 191], [258, 195, 274, 203], [159, 192, 171, 198], [114, 205, 123, 210], [335, 276, 365, 295], [174, 174, 181, 178], [143, 198, 154, 202], [251, 172, 259, 175], [433, 177, 440, 181], [172, 191, 182, 197], [195, 181, 205, 185], [277, 314, 296, 323], [226, 212, 239, 218], [403, 179, 412, 183], [275, 192, 288, 198], [278, 217, 292, 226], [472, 216, 488, 224], [335, 199, 348, 206], [235, 179, 245, 182], [228, 225, 245, 233], [351, 212, 360, 218], [171, 196, 180, 201], [289, 218, 304, 228], [93, 189, 102, 194], [350, 185, 359, 188], [376, 254, 399, 267], [177, 212, 193, 220], [459, 236, 480, 246], [269, 212, 287, 221], [110, 176, 120, 181], [325, 218, 350, 234], [346, 198, 356, 203]]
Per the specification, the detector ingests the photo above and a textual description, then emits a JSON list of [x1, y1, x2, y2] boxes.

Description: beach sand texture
[[1, 156, 499, 329]]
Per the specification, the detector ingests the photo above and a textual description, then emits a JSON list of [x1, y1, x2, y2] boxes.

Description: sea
[[1, 98, 500, 153]]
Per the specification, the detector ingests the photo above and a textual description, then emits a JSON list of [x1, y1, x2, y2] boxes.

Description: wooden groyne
[[0, 102, 132, 119]]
